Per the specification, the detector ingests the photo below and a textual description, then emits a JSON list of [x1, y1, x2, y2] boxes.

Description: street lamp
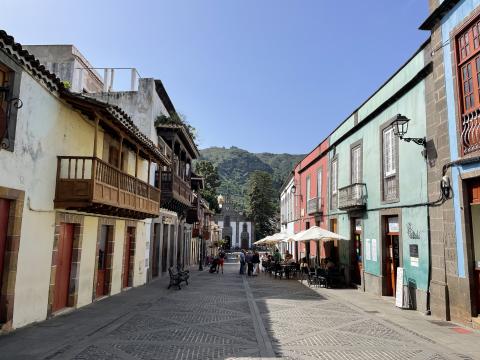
[[390, 114, 426, 147]]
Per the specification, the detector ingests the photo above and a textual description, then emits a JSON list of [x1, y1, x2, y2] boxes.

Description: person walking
[[239, 250, 246, 275], [273, 248, 282, 263], [217, 249, 225, 274], [246, 251, 254, 276], [252, 251, 260, 275]]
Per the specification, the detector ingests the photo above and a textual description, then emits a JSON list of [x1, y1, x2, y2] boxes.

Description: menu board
[[395, 267, 404, 308]]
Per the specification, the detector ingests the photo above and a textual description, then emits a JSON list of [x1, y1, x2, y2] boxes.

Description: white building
[[214, 198, 254, 250], [280, 173, 295, 257], [0, 31, 168, 330]]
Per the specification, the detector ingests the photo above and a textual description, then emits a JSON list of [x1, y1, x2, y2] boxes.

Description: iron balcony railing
[[338, 183, 367, 211], [461, 108, 480, 154], [307, 197, 322, 215]]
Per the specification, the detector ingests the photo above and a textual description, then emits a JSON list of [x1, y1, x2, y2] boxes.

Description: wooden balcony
[[307, 197, 322, 215], [54, 156, 160, 219], [160, 171, 193, 210], [338, 183, 367, 211]]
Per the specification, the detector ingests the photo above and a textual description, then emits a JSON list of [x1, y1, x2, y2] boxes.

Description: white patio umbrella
[[254, 234, 277, 245], [288, 230, 307, 242], [295, 226, 348, 242], [269, 232, 289, 241]]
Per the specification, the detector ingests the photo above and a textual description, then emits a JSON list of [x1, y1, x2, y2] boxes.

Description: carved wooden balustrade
[[54, 156, 160, 219], [160, 170, 193, 208]]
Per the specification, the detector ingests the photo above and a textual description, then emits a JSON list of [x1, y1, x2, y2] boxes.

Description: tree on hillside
[[195, 160, 221, 213], [246, 171, 277, 240]]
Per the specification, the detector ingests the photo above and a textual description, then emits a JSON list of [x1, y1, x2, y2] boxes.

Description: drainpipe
[[426, 207, 432, 315]]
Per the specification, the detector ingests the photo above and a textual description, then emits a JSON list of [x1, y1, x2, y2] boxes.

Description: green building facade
[[326, 40, 433, 312]]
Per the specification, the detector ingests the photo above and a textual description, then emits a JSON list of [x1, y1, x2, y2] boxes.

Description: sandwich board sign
[[395, 267, 404, 308]]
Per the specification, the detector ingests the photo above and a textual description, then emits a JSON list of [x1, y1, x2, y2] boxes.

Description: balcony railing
[[160, 171, 192, 207], [54, 156, 160, 219], [157, 136, 172, 160], [307, 197, 322, 215], [338, 183, 367, 211], [461, 109, 480, 154]]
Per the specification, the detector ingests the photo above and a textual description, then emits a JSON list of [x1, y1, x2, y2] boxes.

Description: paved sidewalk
[[0, 264, 479, 359]]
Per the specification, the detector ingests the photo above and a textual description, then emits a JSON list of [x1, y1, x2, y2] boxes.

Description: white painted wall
[[134, 222, 147, 286], [0, 66, 151, 329], [111, 220, 126, 295], [77, 216, 98, 307]]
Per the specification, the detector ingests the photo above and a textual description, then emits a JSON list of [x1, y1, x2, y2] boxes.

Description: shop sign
[[371, 238, 377, 261], [388, 217, 399, 233], [365, 239, 371, 261], [409, 244, 419, 267], [355, 219, 362, 232]]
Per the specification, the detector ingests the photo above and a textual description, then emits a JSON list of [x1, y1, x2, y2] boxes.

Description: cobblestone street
[[1, 263, 480, 360]]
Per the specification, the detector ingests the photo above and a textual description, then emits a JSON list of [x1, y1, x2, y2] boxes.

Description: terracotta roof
[[0, 30, 64, 92], [62, 92, 171, 165]]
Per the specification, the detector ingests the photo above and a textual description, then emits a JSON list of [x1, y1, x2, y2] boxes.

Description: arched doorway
[[224, 236, 231, 250]]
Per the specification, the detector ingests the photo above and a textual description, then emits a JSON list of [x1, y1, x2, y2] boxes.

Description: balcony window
[[351, 145, 362, 183], [331, 158, 338, 210], [317, 167, 322, 205], [456, 17, 480, 154], [382, 126, 398, 202], [306, 176, 311, 213]]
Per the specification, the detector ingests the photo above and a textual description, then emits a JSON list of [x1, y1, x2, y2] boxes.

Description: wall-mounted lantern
[[390, 114, 426, 147]]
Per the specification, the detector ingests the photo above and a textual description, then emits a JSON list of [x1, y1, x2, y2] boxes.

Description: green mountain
[[199, 146, 304, 211]]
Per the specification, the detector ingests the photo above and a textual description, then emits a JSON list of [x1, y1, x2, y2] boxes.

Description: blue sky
[[2, 0, 429, 154]]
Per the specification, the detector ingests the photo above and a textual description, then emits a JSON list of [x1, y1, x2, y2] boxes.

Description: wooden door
[[152, 224, 160, 278], [385, 234, 399, 297], [468, 182, 480, 315], [53, 223, 73, 312], [476, 268, 480, 314], [351, 232, 362, 285], [0, 199, 10, 305], [96, 225, 108, 298], [162, 224, 168, 272], [108, 145, 119, 167], [123, 227, 134, 289]]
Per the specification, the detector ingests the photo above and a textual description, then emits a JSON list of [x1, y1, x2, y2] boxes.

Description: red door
[[53, 224, 73, 312], [123, 228, 134, 289], [0, 199, 10, 316]]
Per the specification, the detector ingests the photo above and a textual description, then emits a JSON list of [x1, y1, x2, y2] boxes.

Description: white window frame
[[332, 160, 338, 195], [317, 167, 322, 203], [383, 127, 396, 177], [306, 176, 311, 201], [351, 146, 361, 183]]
